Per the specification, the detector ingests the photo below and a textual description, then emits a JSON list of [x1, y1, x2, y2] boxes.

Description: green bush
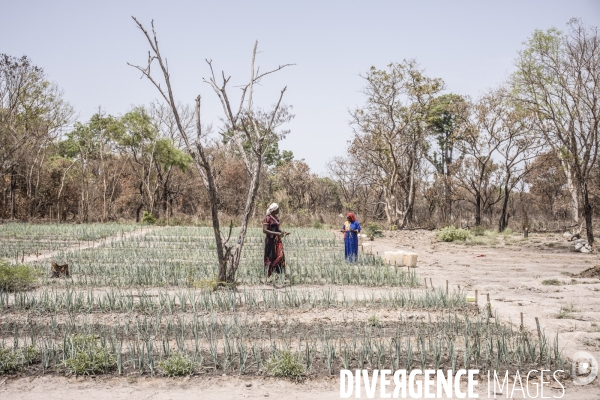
[[0, 347, 18, 374], [436, 226, 470, 242], [471, 225, 485, 236], [142, 211, 157, 224], [312, 221, 323, 229], [542, 279, 562, 286], [365, 223, 383, 239], [367, 315, 381, 327], [63, 335, 116, 376], [0, 261, 40, 291], [264, 351, 305, 381], [158, 352, 195, 377], [0, 345, 39, 374]]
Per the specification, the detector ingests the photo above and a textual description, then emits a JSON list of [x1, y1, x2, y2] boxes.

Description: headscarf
[[266, 203, 279, 216], [347, 212, 356, 222]]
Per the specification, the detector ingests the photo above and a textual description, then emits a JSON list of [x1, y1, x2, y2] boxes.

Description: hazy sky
[[2, 1, 599, 173]]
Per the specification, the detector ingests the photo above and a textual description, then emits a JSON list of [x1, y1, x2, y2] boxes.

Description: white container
[[402, 252, 418, 267], [383, 251, 398, 265], [392, 251, 406, 266], [383, 251, 406, 266]]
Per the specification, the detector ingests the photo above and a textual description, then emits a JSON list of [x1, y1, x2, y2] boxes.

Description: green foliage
[[224, 131, 294, 168], [365, 223, 383, 238], [367, 315, 381, 327], [0, 345, 39, 374], [142, 211, 157, 224], [542, 279, 562, 286], [0, 347, 18, 374], [556, 303, 577, 319], [0, 261, 40, 291], [63, 335, 116, 376], [154, 138, 193, 172], [312, 221, 323, 229], [158, 352, 195, 377], [436, 226, 470, 242], [264, 351, 305, 381], [425, 93, 468, 174], [471, 226, 485, 236]]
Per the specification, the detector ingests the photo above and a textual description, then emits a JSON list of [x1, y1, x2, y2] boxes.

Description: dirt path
[[22, 226, 162, 264], [1, 373, 598, 399]]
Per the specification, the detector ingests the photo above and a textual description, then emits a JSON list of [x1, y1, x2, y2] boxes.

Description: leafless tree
[[129, 18, 293, 284]]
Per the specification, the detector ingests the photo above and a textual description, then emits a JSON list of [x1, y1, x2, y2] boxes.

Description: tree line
[[1, 19, 599, 245]]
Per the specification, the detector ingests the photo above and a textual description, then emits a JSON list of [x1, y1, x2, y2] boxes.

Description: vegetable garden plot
[[0, 310, 566, 378], [0, 226, 567, 382], [0, 286, 468, 314], [0, 223, 139, 260], [39, 227, 419, 287]]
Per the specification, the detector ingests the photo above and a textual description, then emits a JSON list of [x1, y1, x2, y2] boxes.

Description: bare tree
[[129, 18, 293, 284], [327, 156, 376, 221], [514, 19, 600, 247]]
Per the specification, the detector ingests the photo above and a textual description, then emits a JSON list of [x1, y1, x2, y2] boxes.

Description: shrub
[[312, 221, 323, 229], [0, 345, 40, 373], [0, 347, 18, 374], [158, 352, 195, 377], [556, 303, 577, 319], [367, 315, 381, 327], [542, 279, 562, 286], [142, 211, 157, 224], [436, 226, 470, 242], [264, 351, 305, 381], [63, 335, 116, 376], [0, 261, 40, 291], [471, 226, 485, 236], [365, 223, 383, 239]]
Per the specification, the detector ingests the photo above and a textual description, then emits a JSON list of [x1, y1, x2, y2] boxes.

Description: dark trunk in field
[[475, 193, 482, 226], [582, 182, 594, 248], [498, 182, 510, 232]]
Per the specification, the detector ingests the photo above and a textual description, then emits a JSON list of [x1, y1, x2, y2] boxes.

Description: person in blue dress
[[341, 212, 361, 262]]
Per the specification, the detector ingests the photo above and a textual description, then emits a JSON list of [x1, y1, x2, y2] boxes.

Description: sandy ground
[[3, 228, 600, 399], [2, 372, 598, 399], [366, 230, 600, 360]]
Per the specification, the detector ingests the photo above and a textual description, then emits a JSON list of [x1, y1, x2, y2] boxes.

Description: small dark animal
[[50, 262, 69, 278]]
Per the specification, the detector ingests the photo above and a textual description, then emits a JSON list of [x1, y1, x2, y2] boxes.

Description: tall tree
[[491, 89, 542, 232], [349, 61, 443, 228], [424, 93, 469, 223], [454, 93, 504, 226], [0, 54, 73, 219], [513, 19, 600, 247]]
